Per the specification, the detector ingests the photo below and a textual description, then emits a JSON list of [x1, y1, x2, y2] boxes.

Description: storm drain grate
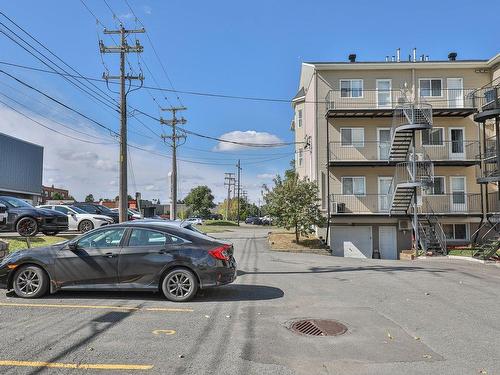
[[289, 319, 347, 337]]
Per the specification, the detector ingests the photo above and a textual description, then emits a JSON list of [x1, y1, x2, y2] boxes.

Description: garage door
[[379, 226, 397, 260], [331, 226, 373, 258]]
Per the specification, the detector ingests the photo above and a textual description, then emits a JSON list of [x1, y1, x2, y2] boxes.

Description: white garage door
[[331, 226, 373, 258], [379, 226, 397, 260]]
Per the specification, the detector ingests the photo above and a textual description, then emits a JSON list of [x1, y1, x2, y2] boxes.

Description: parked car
[[72, 203, 120, 223], [0, 196, 68, 236], [37, 204, 114, 233], [260, 215, 273, 225], [0, 220, 237, 302], [110, 208, 142, 220], [185, 217, 203, 225], [0, 203, 7, 228], [245, 216, 262, 225]]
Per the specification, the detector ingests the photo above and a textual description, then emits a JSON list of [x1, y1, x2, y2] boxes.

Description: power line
[[0, 60, 304, 104]]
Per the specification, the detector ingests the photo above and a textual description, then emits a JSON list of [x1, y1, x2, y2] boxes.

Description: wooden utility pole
[[236, 160, 241, 226], [100, 25, 144, 223], [224, 172, 235, 220], [160, 107, 187, 220]]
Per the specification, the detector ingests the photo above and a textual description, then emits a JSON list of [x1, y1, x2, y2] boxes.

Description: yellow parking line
[[0, 360, 153, 370], [0, 302, 193, 312]]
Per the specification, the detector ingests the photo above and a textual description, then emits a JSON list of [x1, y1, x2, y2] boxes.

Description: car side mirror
[[0, 203, 7, 211], [68, 242, 78, 251]]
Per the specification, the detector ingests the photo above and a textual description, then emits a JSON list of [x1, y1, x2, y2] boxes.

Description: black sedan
[[0, 196, 69, 236], [0, 221, 237, 302]]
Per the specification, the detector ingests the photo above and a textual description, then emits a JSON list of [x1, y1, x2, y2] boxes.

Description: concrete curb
[[419, 255, 500, 267]]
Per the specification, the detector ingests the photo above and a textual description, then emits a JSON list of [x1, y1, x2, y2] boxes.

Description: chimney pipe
[[385, 56, 389, 62], [448, 52, 457, 61], [425, 55, 429, 61], [412, 48, 417, 62], [420, 54, 425, 62], [348, 53, 356, 63], [391, 56, 395, 62], [396, 48, 401, 62]]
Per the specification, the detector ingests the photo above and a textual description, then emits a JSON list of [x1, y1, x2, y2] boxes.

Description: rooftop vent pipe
[[412, 48, 417, 62], [348, 54, 356, 63], [448, 52, 457, 61], [396, 48, 401, 62]]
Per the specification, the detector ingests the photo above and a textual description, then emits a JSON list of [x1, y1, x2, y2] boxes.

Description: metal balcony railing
[[418, 194, 482, 214], [330, 193, 481, 215], [487, 192, 500, 213], [326, 89, 476, 112], [329, 141, 479, 162], [392, 101, 433, 129], [470, 85, 500, 113]]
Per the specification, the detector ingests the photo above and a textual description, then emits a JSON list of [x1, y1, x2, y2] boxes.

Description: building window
[[340, 128, 364, 147], [342, 177, 365, 196], [297, 149, 303, 167], [297, 109, 303, 128], [443, 223, 467, 240], [422, 128, 444, 145], [420, 79, 442, 97], [425, 176, 445, 195], [340, 79, 363, 98]]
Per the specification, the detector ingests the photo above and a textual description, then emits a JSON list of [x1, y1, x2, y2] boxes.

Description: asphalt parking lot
[[0, 226, 499, 374]]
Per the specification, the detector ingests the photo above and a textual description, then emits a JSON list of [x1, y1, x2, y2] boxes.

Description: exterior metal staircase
[[390, 102, 433, 161], [415, 200, 447, 254]]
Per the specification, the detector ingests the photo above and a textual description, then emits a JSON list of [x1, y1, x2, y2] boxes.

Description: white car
[[185, 217, 203, 225], [37, 204, 114, 233]]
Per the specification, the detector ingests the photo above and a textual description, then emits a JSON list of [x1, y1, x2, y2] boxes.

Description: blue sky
[[0, 0, 498, 203]]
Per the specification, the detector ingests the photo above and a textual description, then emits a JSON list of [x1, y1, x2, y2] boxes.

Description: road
[[0, 226, 499, 374]]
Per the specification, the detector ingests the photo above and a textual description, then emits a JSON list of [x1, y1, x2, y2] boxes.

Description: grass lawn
[[1, 236, 71, 252], [203, 220, 238, 226], [447, 249, 475, 257], [197, 225, 233, 234]]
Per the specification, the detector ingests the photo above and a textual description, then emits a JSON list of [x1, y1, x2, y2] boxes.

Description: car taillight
[[209, 244, 231, 261]]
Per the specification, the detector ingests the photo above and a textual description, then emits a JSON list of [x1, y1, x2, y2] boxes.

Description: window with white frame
[[342, 177, 365, 196], [443, 223, 467, 240], [422, 128, 444, 145], [420, 79, 442, 97], [297, 109, 303, 128], [425, 176, 445, 195], [297, 149, 303, 167], [340, 79, 363, 98], [340, 128, 364, 147]]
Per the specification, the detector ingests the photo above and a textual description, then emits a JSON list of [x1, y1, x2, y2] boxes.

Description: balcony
[[487, 191, 500, 213], [329, 141, 479, 166], [477, 139, 499, 183], [471, 84, 500, 122], [330, 193, 482, 215], [326, 89, 476, 118]]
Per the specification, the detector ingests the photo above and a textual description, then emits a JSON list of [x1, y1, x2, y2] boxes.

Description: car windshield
[[69, 206, 87, 214], [1, 197, 33, 208]]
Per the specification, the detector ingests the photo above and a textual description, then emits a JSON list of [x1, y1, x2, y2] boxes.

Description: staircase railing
[[423, 199, 447, 254]]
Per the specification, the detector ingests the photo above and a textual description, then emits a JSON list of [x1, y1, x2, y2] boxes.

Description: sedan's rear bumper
[[201, 258, 237, 288]]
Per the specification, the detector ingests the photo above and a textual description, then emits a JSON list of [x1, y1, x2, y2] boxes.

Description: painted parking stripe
[[0, 360, 152, 370], [0, 302, 193, 312]]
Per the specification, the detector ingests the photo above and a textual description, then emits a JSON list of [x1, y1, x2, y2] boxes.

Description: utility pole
[[224, 172, 235, 220], [160, 107, 187, 220], [236, 160, 241, 226], [100, 25, 144, 223]]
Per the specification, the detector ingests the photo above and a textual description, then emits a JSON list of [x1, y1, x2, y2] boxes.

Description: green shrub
[[203, 220, 238, 226]]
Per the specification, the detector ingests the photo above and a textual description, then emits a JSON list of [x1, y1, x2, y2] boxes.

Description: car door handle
[[103, 252, 117, 258]]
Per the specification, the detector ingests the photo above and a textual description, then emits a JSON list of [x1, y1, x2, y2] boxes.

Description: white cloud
[[143, 6, 152, 15], [213, 130, 284, 152], [256, 173, 275, 179]]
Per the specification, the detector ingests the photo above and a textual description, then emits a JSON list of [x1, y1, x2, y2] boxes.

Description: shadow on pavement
[[29, 284, 284, 303], [237, 264, 446, 276]]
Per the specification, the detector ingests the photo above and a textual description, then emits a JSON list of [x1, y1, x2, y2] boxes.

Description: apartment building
[[292, 50, 500, 259]]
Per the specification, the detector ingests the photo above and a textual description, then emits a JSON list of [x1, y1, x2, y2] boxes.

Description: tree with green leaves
[[84, 194, 94, 203], [184, 186, 216, 218], [264, 170, 325, 243], [52, 192, 64, 200]]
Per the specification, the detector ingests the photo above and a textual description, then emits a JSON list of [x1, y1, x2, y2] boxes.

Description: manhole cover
[[288, 319, 347, 337]]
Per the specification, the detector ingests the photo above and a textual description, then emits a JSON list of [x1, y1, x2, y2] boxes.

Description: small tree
[[184, 186, 215, 218], [264, 171, 325, 243], [52, 192, 64, 200], [85, 194, 95, 203]]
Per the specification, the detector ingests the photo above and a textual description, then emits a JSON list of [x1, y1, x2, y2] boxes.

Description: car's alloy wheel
[[13, 265, 48, 298], [78, 220, 94, 233], [16, 217, 38, 237], [162, 269, 198, 302]]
